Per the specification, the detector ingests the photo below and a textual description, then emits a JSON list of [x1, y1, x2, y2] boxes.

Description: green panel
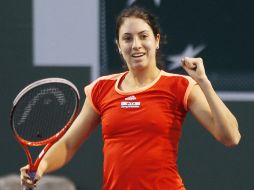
[[179, 102, 252, 189], [105, 0, 254, 91]]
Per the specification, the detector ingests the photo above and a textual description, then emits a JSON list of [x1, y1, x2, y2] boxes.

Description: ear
[[155, 34, 160, 49], [115, 39, 122, 54]]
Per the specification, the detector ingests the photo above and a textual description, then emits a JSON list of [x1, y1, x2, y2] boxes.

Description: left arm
[[182, 57, 241, 147]]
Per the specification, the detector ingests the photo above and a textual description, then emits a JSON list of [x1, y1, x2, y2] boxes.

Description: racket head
[[10, 78, 80, 146]]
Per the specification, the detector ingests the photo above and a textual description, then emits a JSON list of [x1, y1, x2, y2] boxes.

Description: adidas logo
[[125, 95, 136, 101]]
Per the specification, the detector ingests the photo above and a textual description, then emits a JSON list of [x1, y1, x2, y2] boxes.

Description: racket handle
[[23, 171, 36, 190]]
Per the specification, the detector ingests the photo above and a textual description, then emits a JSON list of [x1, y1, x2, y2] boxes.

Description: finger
[[20, 166, 30, 179], [188, 62, 197, 70], [21, 177, 34, 186], [20, 165, 37, 188], [21, 176, 38, 189], [20, 171, 33, 185], [181, 58, 197, 70], [33, 173, 42, 185], [20, 165, 30, 171], [22, 183, 37, 190], [21, 175, 35, 189]]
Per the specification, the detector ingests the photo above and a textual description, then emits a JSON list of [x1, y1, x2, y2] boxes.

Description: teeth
[[132, 53, 144, 57]]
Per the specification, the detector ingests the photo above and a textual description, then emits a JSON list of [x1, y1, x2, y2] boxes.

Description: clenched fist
[[181, 57, 208, 83]]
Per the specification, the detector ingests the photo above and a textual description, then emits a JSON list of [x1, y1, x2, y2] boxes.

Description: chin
[[131, 63, 147, 70]]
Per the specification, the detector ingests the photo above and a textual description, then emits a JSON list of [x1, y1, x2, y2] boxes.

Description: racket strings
[[13, 83, 77, 142], [17, 88, 66, 126]]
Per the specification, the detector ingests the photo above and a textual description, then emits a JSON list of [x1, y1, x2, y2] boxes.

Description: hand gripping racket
[[10, 78, 80, 190]]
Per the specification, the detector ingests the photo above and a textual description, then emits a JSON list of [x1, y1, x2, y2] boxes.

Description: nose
[[132, 37, 141, 50]]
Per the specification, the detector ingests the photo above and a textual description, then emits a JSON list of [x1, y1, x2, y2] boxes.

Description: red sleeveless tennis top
[[85, 70, 196, 190]]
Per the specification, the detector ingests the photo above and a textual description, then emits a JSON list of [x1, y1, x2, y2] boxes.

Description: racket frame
[[10, 78, 80, 171]]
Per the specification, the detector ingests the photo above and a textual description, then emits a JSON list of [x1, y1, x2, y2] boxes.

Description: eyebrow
[[122, 30, 149, 35]]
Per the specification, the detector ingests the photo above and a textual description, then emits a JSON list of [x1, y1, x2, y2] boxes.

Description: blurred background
[[0, 0, 253, 189]]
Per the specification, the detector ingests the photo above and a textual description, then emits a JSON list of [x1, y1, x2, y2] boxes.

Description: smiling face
[[117, 17, 160, 71]]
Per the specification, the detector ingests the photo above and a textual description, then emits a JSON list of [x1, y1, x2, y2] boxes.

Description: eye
[[140, 34, 149, 40], [122, 35, 132, 42]]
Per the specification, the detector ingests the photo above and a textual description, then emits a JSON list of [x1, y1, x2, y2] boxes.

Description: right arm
[[20, 98, 100, 187]]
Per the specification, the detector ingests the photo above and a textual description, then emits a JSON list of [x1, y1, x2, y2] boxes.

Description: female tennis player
[[20, 6, 241, 190]]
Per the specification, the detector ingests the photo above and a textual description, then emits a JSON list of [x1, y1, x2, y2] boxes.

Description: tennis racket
[[10, 78, 80, 190]]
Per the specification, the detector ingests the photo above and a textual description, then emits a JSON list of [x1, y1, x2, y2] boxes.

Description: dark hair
[[115, 6, 166, 70]]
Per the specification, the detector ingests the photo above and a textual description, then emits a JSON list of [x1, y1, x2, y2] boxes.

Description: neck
[[125, 66, 160, 87]]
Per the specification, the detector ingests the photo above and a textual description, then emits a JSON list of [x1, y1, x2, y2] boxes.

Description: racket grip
[[23, 171, 36, 190]]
